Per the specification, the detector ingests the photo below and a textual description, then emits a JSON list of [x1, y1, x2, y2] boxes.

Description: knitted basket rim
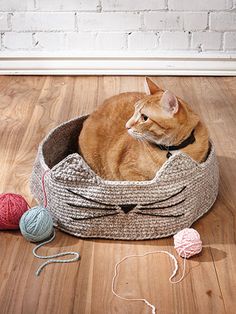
[[50, 149, 214, 186], [39, 115, 214, 186]]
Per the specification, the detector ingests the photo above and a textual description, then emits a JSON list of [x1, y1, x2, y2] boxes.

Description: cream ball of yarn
[[174, 228, 202, 258]]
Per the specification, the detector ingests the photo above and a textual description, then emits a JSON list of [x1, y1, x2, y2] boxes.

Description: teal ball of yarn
[[20, 206, 54, 242]]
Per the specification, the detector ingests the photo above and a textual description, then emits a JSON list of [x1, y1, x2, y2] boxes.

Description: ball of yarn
[[0, 193, 29, 230], [174, 228, 202, 258], [20, 206, 54, 242]]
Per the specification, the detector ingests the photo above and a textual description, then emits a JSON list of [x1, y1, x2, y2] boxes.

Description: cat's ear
[[160, 90, 179, 116], [145, 77, 163, 95]]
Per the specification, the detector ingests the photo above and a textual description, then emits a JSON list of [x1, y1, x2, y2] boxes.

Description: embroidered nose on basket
[[119, 204, 136, 214]]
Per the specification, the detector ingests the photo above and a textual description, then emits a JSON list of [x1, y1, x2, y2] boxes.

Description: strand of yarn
[[111, 250, 186, 314], [33, 230, 80, 276], [35, 170, 79, 276], [42, 169, 50, 208], [20, 169, 80, 276], [20, 169, 53, 243]]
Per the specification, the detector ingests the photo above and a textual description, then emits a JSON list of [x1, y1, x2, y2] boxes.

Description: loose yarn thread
[[33, 230, 80, 276], [42, 169, 50, 208], [111, 250, 187, 314], [20, 169, 80, 276], [112, 229, 202, 314]]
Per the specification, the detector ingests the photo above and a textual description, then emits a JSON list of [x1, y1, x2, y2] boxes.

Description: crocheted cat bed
[[30, 116, 219, 240]]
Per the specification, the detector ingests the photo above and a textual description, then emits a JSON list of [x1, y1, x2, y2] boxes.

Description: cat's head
[[126, 78, 199, 146]]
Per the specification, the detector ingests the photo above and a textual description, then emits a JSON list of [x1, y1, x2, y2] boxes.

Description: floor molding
[[0, 51, 235, 75]]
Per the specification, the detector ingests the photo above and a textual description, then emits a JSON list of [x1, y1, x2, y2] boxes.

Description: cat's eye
[[141, 114, 148, 122]]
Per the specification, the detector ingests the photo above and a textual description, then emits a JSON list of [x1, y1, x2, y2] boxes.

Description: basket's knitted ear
[[51, 153, 100, 184], [153, 152, 200, 182]]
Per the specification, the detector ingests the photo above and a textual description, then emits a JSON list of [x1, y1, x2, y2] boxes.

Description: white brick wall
[[35, 0, 99, 11], [0, 0, 235, 53], [34, 33, 66, 50], [183, 13, 208, 31], [0, 13, 10, 31], [192, 32, 222, 51], [160, 31, 189, 50], [168, 0, 233, 11], [12, 12, 76, 31], [102, 0, 166, 11], [66, 32, 96, 50], [144, 12, 183, 31], [3, 32, 33, 49], [0, 0, 34, 11], [210, 12, 236, 31], [224, 32, 236, 50], [128, 32, 158, 50], [95, 32, 126, 50], [77, 12, 140, 31]]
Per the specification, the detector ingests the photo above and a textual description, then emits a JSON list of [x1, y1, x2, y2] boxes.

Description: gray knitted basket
[[30, 115, 219, 240]]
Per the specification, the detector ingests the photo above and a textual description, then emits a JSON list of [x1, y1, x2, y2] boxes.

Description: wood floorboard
[[0, 76, 235, 314]]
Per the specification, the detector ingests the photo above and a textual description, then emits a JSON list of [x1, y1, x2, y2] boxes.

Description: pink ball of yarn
[[0, 193, 29, 230], [174, 228, 202, 258]]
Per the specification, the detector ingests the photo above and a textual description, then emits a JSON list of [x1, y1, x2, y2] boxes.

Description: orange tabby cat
[[79, 78, 209, 181]]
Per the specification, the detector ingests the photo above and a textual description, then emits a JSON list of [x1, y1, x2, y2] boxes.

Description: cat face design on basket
[[66, 186, 186, 221]]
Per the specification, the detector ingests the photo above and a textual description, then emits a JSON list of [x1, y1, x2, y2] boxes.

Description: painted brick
[[96, 32, 126, 50], [12, 12, 75, 31], [35, 32, 66, 50], [159, 31, 189, 49], [0, 1, 233, 53], [36, 0, 98, 11], [77, 12, 141, 31], [144, 12, 183, 31], [0, 13, 10, 31], [192, 32, 222, 51], [128, 32, 158, 50], [168, 0, 233, 11], [224, 32, 236, 50], [210, 12, 236, 31], [66, 32, 96, 50], [0, 0, 34, 11], [183, 13, 208, 31], [3, 32, 33, 49], [102, 0, 166, 11]]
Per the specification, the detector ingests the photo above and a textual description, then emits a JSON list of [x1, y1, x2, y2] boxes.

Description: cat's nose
[[125, 122, 131, 129], [119, 204, 136, 213], [126, 118, 134, 129]]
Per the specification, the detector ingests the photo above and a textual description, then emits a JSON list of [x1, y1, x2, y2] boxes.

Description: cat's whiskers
[[128, 129, 144, 141]]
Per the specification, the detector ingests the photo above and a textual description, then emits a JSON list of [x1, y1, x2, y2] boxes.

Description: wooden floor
[[0, 76, 235, 314]]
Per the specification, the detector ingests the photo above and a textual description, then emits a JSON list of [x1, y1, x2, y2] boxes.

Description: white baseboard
[[0, 51, 235, 75]]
